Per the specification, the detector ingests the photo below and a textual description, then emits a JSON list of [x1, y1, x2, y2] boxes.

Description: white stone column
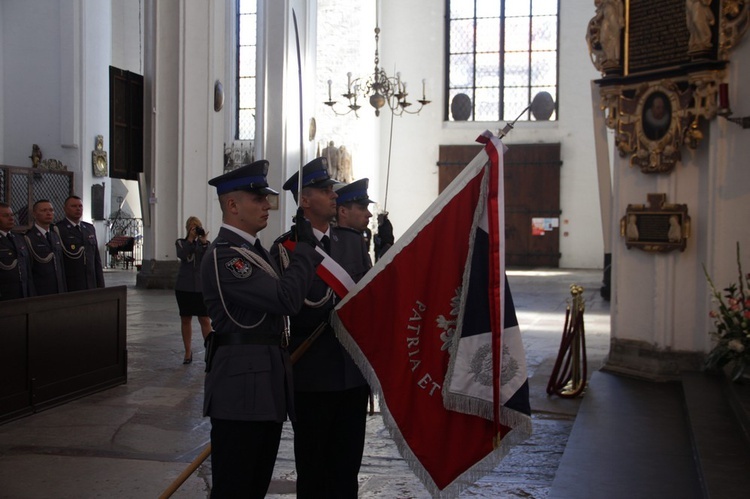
[[137, 0, 227, 288]]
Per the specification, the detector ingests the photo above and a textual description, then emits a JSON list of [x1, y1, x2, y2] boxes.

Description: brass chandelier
[[324, 21, 430, 118]]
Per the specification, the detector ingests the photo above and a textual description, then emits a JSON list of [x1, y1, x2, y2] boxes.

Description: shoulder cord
[[212, 245, 284, 330], [24, 235, 55, 264], [0, 259, 17, 271], [276, 242, 332, 308], [176, 239, 196, 265], [52, 226, 85, 260], [180, 240, 210, 266], [0, 237, 20, 270]]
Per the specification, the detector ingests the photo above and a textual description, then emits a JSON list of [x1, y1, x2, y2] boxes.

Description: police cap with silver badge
[[282, 157, 338, 194], [208, 160, 279, 195], [334, 178, 374, 205]]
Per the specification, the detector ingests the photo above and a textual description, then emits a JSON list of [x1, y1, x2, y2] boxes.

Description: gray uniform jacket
[[54, 220, 105, 291], [200, 227, 323, 422], [175, 237, 209, 292], [271, 225, 372, 392], [0, 231, 35, 300], [24, 228, 66, 295]]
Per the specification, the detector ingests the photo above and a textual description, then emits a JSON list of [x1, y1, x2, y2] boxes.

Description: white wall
[[112, 0, 143, 74], [2, 1, 70, 168]]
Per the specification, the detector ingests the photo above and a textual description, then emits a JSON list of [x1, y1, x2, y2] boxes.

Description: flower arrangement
[[703, 242, 750, 381]]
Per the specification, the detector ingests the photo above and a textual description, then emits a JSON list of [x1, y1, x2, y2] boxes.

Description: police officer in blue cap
[[272, 157, 372, 498], [200, 160, 323, 498], [335, 178, 375, 250]]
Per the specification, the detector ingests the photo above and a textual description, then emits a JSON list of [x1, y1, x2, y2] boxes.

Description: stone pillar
[[137, 0, 227, 288]]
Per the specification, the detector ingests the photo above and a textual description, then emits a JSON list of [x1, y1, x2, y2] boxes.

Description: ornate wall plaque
[[587, 0, 750, 173], [615, 79, 694, 173], [620, 193, 690, 253], [92, 135, 108, 177]]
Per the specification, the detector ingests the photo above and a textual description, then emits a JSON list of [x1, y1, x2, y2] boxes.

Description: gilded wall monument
[[587, 0, 749, 173]]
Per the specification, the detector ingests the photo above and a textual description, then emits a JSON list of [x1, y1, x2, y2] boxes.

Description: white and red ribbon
[[281, 239, 356, 299]]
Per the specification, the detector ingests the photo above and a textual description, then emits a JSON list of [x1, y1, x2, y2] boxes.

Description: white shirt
[[221, 222, 260, 246]]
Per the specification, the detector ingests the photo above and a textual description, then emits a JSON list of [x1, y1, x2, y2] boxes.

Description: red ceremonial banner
[[333, 132, 531, 496]]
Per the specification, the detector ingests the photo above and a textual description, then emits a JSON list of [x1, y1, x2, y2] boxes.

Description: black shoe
[[183, 354, 193, 365]]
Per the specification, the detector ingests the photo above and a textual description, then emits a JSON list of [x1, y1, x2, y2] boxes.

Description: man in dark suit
[[24, 199, 66, 295], [272, 158, 372, 498], [54, 195, 105, 291], [0, 202, 35, 300], [200, 160, 322, 498]]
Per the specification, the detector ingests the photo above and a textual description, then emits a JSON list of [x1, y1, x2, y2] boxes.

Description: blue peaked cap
[[282, 157, 338, 194], [208, 160, 279, 195], [334, 178, 374, 205]]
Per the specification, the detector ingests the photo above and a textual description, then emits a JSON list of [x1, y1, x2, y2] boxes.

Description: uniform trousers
[[292, 385, 370, 499], [209, 418, 283, 499]]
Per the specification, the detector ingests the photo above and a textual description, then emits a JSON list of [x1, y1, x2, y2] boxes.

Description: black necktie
[[254, 239, 270, 263], [321, 235, 331, 255], [46, 231, 53, 246], [75, 225, 82, 233]]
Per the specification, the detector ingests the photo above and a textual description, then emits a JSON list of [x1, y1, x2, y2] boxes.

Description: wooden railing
[[0, 286, 128, 424]]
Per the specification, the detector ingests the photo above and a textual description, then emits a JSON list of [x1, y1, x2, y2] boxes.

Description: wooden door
[[437, 143, 561, 267]]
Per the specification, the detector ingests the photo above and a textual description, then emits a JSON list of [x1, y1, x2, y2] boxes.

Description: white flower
[[728, 339, 745, 353]]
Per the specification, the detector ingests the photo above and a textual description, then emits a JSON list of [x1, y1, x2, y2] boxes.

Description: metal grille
[[1, 167, 73, 228], [10, 174, 30, 225], [32, 172, 71, 220], [446, 0, 559, 123]]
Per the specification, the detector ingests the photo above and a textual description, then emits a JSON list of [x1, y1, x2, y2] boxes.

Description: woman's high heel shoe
[[183, 354, 193, 365]]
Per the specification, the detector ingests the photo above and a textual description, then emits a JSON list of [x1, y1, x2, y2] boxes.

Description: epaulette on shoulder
[[274, 231, 292, 245]]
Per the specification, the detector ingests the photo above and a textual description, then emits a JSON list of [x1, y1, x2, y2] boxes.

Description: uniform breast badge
[[226, 257, 252, 278]]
